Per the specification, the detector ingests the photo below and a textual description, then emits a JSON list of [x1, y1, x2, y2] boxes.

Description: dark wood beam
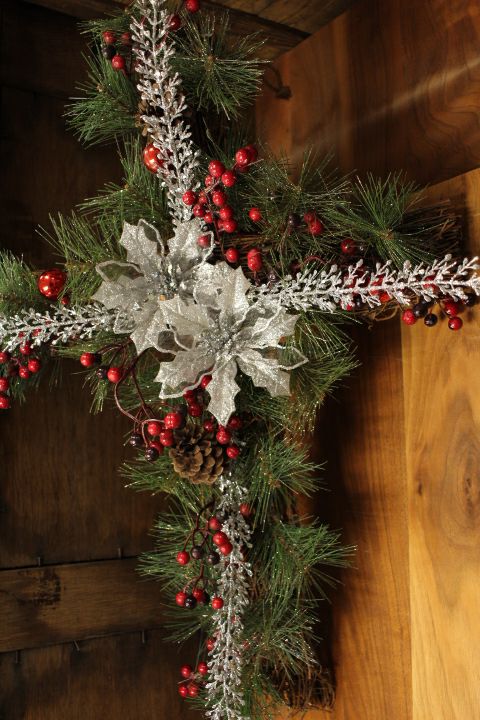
[[0, 560, 164, 652], [21, 0, 308, 59]]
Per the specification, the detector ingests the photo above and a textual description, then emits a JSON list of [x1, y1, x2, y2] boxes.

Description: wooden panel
[[0, 630, 200, 720], [0, 559, 164, 652], [401, 169, 480, 719], [211, 0, 359, 33], [256, 0, 480, 185], [23, 0, 308, 60]]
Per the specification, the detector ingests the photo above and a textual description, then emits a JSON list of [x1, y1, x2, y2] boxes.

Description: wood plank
[[22, 0, 308, 60], [256, 0, 480, 185], [0, 630, 200, 720], [211, 0, 359, 34], [0, 559, 164, 652], [401, 169, 480, 719]]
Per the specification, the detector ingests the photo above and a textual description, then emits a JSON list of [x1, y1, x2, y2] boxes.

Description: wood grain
[[256, 0, 480, 186], [401, 170, 480, 719], [206, 0, 359, 33], [0, 630, 200, 720], [0, 559, 165, 652]]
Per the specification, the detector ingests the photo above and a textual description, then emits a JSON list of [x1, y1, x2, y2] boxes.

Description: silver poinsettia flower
[[92, 218, 213, 353], [154, 264, 307, 425]]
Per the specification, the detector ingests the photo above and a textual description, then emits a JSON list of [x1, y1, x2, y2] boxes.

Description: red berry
[[379, 291, 391, 303], [239, 503, 252, 517], [0, 393, 11, 410], [180, 664, 193, 679], [203, 419, 215, 432], [60, 294, 70, 306], [164, 411, 183, 429], [188, 402, 203, 417], [168, 14, 182, 31], [183, 389, 197, 402], [402, 309, 417, 326], [19, 366, 30, 380], [219, 206, 234, 221], [226, 445, 240, 459], [147, 420, 163, 437], [179, 684, 189, 698], [185, 0, 200, 11], [102, 30, 116, 44], [212, 190, 227, 207], [111, 54, 126, 70], [121, 31, 131, 44], [247, 248, 263, 272], [143, 143, 164, 173], [206, 637, 215, 651], [248, 207, 262, 222], [200, 374, 212, 389], [235, 148, 250, 167], [38, 269, 66, 299], [222, 220, 237, 234], [107, 366, 122, 383], [176, 591, 188, 607], [444, 300, 460, 317], [227, 415, 242, 430], [198, 191, 208, 205], [303, 211, 316, 224], [192, 204, 206, 218], [149, 441, 164, 455], [205, 175, 214, 187], [225, 247, 239, 264], [208, 160, 225, 178], [19, 342, 32, 356], [221, 170, 236, 187], [182, 190, 197, 206], [197, 661, 208, 676], [204, 211, 214, 224], [193, 587, 205, 602], [309, 218, 324, 235], [245, 144, 258, 162], [219, 541, 233, 556], [208, 516, 222, 532], [0, 378, 9, 392], [187, 682, 200, 698], [211, 596, 224, 610], [177, 551, 190, 566], [27, 358, 41, 374], [216, 427, 231, 445], [0, 352, 10, 364], [340, 238, 356, 255], [198, 234, 211, 249], [448, 316, 463, 331], [80, 352, 97, 367], [159, 429, 174, 447], [213, 531, 229, 547]]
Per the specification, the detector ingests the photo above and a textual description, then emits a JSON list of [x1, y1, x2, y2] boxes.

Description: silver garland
[[131, 0, 200, 223], [253, 255, 480, 312], [206, 476, 252, 720], [0, 304, 121, 353]]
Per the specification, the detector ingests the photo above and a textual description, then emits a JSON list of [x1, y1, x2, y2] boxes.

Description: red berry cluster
[[178, 659, 208, 700], [101, 29, 132, 72], [175, 513, 233, 612], [0, 344, 43, 410], [401, 295, 476, 330]]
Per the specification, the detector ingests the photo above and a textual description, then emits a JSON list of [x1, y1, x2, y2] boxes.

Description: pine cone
[[170, 428, 224, 485]]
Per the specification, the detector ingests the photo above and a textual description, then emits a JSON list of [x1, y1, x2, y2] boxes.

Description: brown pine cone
[[170, 428, 224, 485]]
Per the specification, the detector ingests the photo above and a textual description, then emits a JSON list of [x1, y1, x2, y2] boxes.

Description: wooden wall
[[257, 1, 480, 718], [0, 3, 197, 718]]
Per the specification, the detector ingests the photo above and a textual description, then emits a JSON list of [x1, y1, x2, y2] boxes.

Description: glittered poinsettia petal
[[159, 296, 212, 337], [156, 347, 214, 395], [120, 219, 166, 273], [206, 359, 240, 425], [168, 218, 213, 271], [237, 349, 292, 396]]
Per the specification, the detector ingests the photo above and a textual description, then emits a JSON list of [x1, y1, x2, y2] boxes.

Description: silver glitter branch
[[206, 476, 252, 720], [254, 255, 480, 312], [131, 0, 200, 223], [0, 304, 122, 352]]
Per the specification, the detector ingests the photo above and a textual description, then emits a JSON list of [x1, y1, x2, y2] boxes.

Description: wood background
[[1, 0, 480, 717], [257, 0, 480, 718]]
